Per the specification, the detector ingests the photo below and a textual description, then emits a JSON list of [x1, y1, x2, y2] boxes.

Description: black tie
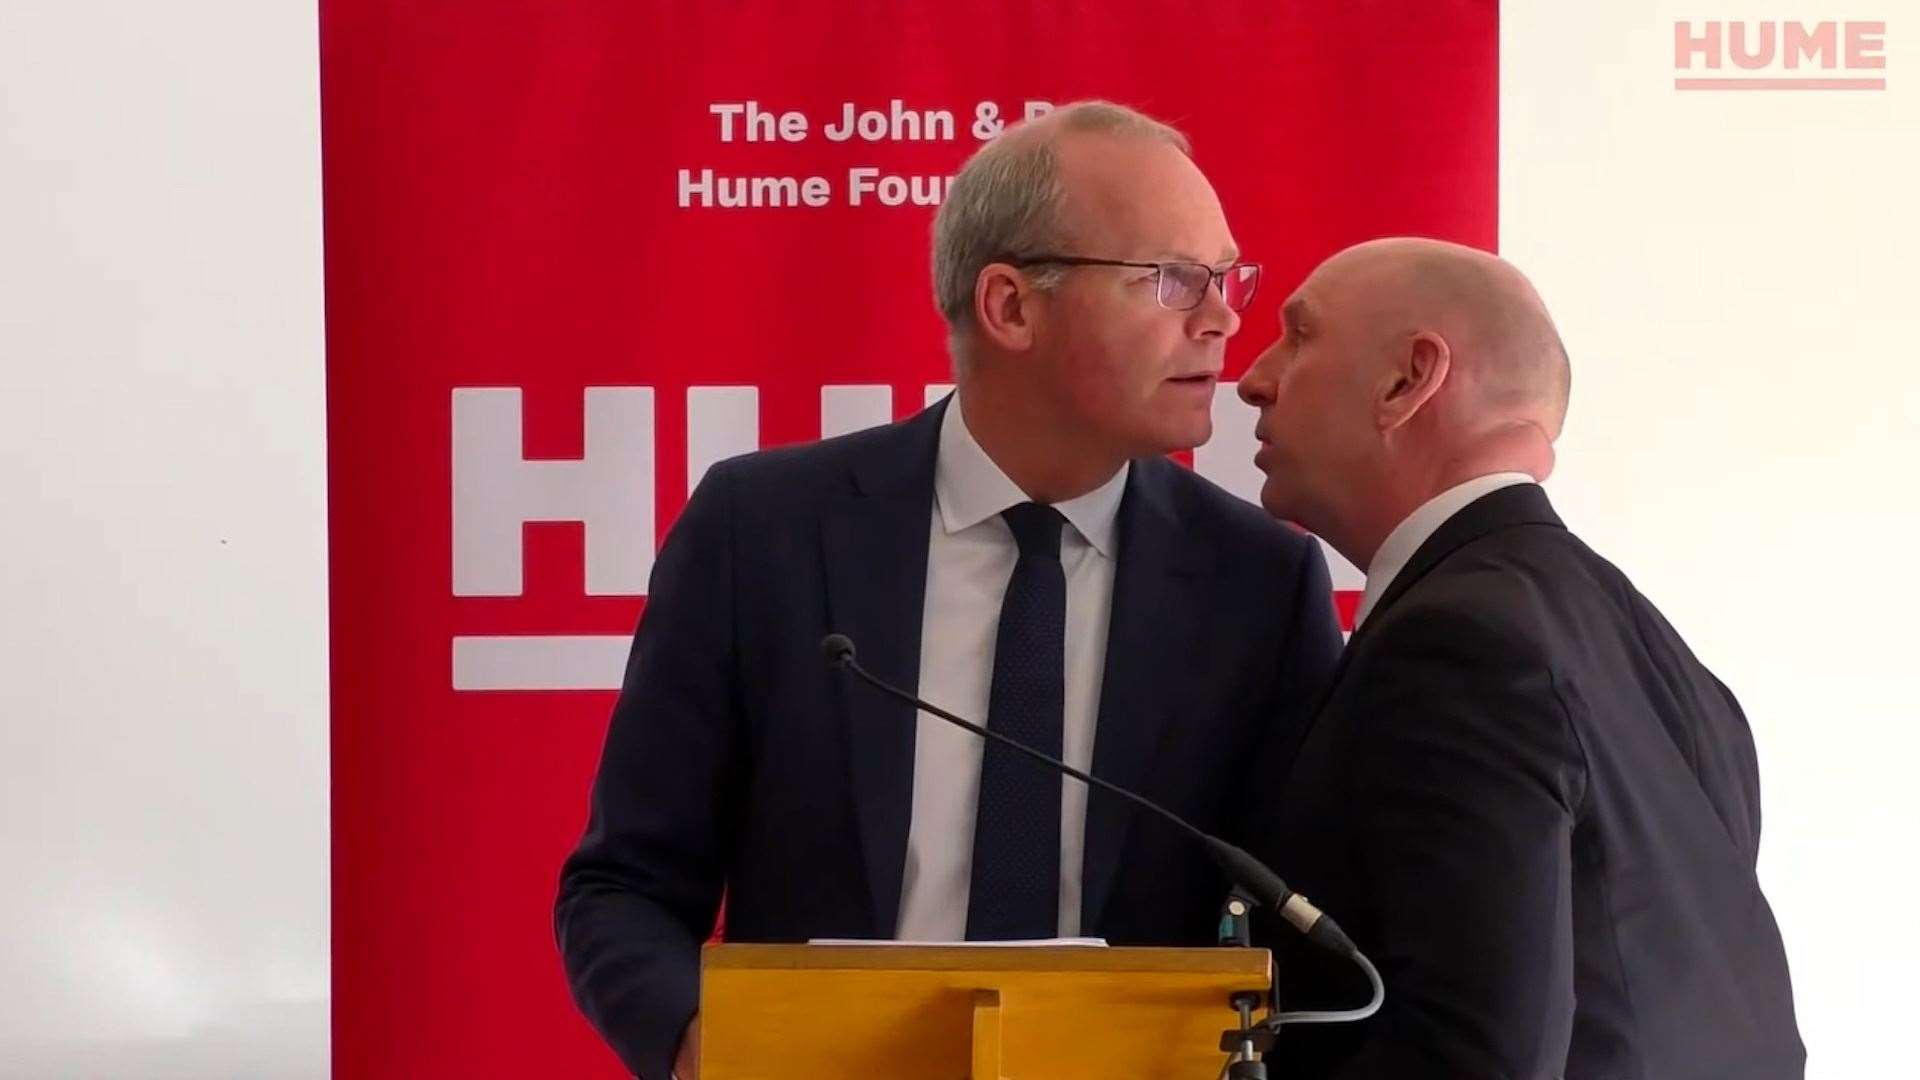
[[966, 501, 1068, 940]]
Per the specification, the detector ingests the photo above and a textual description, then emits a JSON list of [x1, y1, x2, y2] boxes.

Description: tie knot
[[1001, 502, 1066, 559]]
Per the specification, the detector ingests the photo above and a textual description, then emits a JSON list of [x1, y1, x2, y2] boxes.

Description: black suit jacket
[[1264, 484, 1802, 1079], [555, 399, 1344, 1078]]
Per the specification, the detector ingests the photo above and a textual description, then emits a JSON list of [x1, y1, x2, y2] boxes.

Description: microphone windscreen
[[820, 633, 856, 667]]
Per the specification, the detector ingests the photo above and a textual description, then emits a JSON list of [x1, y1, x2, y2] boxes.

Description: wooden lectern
[[698, 943, 1272, 1078]]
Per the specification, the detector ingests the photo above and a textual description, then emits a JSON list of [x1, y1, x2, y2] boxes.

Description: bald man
[[1237, 239, 1803, 1078]]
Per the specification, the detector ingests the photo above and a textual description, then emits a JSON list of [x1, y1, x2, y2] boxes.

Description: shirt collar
[[1354, 473, 1536, 629], [935, 393, 1128, 558]]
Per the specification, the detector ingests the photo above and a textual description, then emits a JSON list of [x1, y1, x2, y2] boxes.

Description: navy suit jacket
[[555, 399, 1344, 1078], [1263, 484, 1803, 1079]]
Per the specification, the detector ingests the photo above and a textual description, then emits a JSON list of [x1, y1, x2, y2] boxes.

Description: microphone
[[818, 632, 1356, 959]]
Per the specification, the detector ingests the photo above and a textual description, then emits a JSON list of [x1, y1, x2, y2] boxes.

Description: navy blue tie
[[966, 502, 1067, 940]]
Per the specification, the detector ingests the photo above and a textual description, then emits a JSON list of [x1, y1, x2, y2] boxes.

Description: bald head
[[1314, 237, 1570, 437], [1238, 238, 1572, 568]]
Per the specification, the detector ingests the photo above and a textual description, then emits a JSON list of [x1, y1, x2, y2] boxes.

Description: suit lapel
[[1081, 462, 1211, 932], [1355, 483, 1563, 645], [1290, 484, 1567, 743], [1274, 486, 1559, 772], [822, 401, 944, 937]]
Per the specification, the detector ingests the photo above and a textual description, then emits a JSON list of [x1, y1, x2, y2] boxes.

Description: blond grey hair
[[931, 101, 1191, 366]]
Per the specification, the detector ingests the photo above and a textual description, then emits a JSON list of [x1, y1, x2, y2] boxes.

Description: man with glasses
[[556, 101, 1342, 1079]]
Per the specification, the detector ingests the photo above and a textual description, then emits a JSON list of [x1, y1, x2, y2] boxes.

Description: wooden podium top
[[708, 941, 1271, 974], [700, 944, 1272, 1079]]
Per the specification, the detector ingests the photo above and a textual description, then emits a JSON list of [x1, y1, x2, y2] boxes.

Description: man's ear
[[1377, 330, 1451, 433], [973, 264, 1041, 352]]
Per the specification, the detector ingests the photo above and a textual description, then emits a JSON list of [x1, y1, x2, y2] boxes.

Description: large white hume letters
[[449, 383, 1355, 691]]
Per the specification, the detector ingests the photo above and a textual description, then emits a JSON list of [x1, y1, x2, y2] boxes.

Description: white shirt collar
[[934, 394, 1129, 558], [1354, 473, 1536, 629]]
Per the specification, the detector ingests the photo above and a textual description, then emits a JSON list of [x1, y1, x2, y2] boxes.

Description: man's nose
[[1238, 356, 1275, 407], [1189, 278, 1242, 341]]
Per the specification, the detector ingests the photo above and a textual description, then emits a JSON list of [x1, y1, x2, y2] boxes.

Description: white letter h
[[451, 387, 655, 597]]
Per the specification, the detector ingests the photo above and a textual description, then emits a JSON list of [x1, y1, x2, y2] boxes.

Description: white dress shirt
[[1353, 473, 1536, 630], [894, 397, 1128, 941]]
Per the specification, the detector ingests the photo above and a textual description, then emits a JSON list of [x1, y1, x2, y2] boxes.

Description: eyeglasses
[[1004, 254, 1262, 312]]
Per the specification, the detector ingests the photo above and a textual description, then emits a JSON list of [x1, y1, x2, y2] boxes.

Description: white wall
[[1504, 3, 1918, 1075], [0, 3, 329, 1077]]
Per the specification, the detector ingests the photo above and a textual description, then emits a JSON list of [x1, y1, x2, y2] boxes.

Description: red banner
[[321, 2, 1496, 1074]]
